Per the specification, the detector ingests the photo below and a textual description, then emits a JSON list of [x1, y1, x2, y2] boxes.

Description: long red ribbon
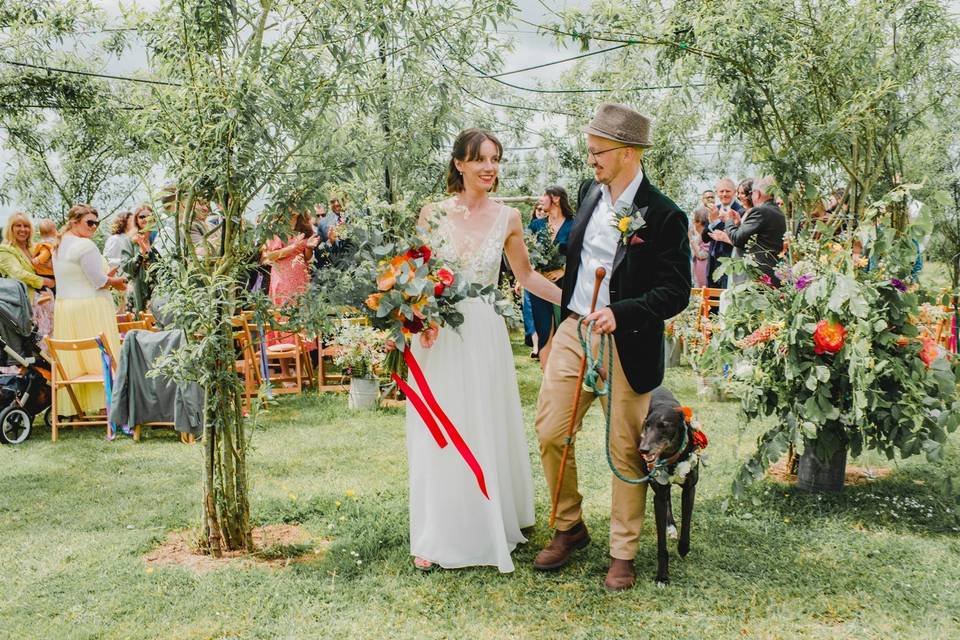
[[400, 347, 489, 500], [390, 372, 447, 448]]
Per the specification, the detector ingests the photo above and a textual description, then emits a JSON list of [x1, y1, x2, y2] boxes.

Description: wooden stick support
[[549, 267, 606, 528]]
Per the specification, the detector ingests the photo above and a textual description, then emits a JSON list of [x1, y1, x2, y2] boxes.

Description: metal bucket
[[348, 377, 379, 410]]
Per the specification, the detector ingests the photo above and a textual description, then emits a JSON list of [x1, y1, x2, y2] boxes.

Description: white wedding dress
[[406, 202, 535, 572]]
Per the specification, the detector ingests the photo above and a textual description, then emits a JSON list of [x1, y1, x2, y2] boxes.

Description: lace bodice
[[426, 200, 509, 287]]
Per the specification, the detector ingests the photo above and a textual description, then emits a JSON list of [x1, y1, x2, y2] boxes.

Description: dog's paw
[[666, 524, 678, 540], [655, 576, 670, 588], [678, 540, 690, 557]]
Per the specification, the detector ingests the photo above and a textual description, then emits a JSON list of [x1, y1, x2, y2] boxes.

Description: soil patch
[[767, 458, 891, 487], [144, 524, 328, 574]]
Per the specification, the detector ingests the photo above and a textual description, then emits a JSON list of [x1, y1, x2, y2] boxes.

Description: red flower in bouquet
[[433, 268, 455, 297], [437, 268, 454, 287], [813, 320, 846, 355], [405, 245, 432, 263], [919, 337, 940, 367], [403, 317, 424, 335], [692, 429, 708, 450]]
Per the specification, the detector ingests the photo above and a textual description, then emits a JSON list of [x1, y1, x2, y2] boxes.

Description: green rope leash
[[577, 319, 660, 485]]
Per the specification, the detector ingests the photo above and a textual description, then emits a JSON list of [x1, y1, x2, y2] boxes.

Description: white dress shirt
[[569, 169, 644, 316]]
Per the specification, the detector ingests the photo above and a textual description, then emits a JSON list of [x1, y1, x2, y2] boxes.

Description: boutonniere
[[611, 205, 646, 245]]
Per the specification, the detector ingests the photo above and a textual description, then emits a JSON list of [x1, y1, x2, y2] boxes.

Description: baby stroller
[[0, 279, 52, 444]]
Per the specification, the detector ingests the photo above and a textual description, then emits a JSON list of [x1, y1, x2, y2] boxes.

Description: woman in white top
[[52, 204, 127, 415], [103, 212, 135, 270]]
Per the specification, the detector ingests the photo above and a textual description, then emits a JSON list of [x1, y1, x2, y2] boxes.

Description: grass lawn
[[2, 339, 959, 639]]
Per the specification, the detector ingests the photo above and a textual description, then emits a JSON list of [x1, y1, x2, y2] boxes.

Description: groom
[[533, 104, 691, 590]]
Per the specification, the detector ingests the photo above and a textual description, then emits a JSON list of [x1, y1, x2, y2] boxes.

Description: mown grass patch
[[0, 340, 958, 638]]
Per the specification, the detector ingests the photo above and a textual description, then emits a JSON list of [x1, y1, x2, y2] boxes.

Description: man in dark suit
[[701, 177, 743, 289], [709, 175, 786, 283], [532, 104, 691, 591]]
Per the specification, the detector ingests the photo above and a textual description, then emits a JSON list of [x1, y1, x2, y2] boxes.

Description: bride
[[406, 129, 563, 572]]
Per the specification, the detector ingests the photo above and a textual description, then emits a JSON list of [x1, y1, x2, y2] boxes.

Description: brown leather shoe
[[604, 557, 636, 591], [533, 521, 590, 571]]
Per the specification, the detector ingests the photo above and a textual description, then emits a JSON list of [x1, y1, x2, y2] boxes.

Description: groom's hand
[[585, 307, 616, 334]]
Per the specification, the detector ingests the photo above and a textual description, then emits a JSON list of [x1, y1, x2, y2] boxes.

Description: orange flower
[[410, 295, 428, 319], [919, 337, 940, 367], [376, 269, 397, 291], [813, 320, 846, 355], [365, 293, 383, 310]]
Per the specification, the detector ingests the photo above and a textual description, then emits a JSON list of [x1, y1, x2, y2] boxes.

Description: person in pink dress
[[690, 207, 710, 288], [262, 212, 320, 376]]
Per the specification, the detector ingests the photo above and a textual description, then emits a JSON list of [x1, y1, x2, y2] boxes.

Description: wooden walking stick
[[549, 266, 606, 529]]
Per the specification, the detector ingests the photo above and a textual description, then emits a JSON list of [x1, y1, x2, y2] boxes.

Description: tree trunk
[[201, 329, 253, 554]]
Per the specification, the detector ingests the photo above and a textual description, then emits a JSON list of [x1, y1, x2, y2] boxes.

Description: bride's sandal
[[413, 557, 437, 572]]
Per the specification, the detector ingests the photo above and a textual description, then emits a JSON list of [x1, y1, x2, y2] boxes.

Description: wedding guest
[[121, 204, 156, 313], [31, 218, 58, 289], [701, 177, 743, 288], [527, 186, 574, 369], [701, 189, 715, 209], [709, 176, 787, 283], [52, 204, 126, 414], [262, 210, 320, 381], [690, 208, 710, 287], [104, 212, 135, 269], [522, 202, 549, 353], [0, 212, 55, 301], [153, 185, 209, 259], [737, 178, 754, 212], [262, 210, 320, 310]]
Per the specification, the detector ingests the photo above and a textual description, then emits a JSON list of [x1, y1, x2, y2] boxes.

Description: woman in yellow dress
[[52, 204, 128, 414]]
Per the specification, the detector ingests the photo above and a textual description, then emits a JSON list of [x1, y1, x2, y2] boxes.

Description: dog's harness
[[578, 319, 694, 485]]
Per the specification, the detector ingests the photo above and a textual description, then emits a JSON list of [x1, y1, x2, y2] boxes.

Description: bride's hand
[[419, 327, 439, 349], [385, 338, 397, 352]]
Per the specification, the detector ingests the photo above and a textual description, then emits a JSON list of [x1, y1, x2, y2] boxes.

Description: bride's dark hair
[[446, 128, 503, 194]]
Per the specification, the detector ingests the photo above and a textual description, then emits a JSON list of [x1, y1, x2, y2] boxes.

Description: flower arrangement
[[707, 188, 960, 495], [330, 322, 387, 379], [523, 227, 564, 273]]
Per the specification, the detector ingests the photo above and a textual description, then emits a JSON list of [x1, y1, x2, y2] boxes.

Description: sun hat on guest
[[582, 103, 653, 148]]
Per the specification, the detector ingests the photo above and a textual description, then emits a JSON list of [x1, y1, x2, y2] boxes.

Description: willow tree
[[549, 0, 960, 223], [123, 0, 514, 554], [0, 0, 143, 215]]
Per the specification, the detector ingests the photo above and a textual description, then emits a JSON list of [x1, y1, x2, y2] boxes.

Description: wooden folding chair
[[117, 319, 151, 341], [116, 312, 135, 323], [264, 314, 314, 395], [45, 334, 118, 442], [139, 311, 157, 330], [231, 316, 263, 411]]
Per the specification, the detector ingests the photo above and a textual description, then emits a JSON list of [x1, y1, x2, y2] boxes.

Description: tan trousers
[[536, 316, 652, 560]]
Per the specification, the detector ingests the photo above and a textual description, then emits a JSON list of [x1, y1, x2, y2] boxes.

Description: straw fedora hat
[[582, 103, 653, 148]]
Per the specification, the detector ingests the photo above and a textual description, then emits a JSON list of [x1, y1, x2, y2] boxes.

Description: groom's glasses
[[587, 145, 631, 162]]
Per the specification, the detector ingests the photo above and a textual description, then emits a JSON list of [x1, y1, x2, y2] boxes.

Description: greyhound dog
[[637, 386, 701, 585]]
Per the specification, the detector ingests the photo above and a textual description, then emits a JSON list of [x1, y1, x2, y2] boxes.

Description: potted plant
[[331, 322, 387, 410], [707, 190, 960, 494]]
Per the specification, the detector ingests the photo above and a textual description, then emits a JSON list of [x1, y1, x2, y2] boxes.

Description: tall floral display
[[708, 192, 960, 494]]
